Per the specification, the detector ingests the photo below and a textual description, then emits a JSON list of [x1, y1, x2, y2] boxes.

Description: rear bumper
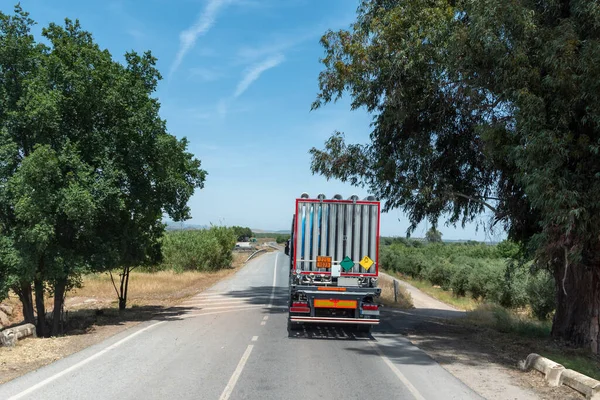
[[290, 316, 380, 325]]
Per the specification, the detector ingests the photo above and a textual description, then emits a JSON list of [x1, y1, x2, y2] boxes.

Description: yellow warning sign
[[359, 256, 374, 271]]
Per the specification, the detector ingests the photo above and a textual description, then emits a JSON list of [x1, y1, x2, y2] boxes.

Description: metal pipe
[[353, 203, 361, 273], [311, 202, 319, 272], [304, 203, 312, 271], [345, 201, 354, 272], [336, 203, 344, 263], [333, 194, 343, 200], [369, 203, 377, 269], [320, 203, 327, 256], [328, 202, 335, 261], [361, 203, 369, 268], [296, 201, 304, 271], [301, 192, 310, 199]]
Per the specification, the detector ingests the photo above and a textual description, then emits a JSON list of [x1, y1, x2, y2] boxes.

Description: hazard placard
[[316, 256, 332, 268], [359, 256, 374, 271]]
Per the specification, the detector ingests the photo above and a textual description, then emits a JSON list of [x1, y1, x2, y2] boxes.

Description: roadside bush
[[380, 240, 557, 319], [161, 227, 237, 272], [494, 261, 530, 309], [527, 269, 556, 320], [450, 265, 472, 297], [467, 261, 503, 301], [423, 258, 455, 290]]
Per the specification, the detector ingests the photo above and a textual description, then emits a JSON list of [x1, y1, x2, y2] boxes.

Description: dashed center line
[[219, 345, 254, 400], [251, 336, 258, 342], [263, 316, 269, 321]]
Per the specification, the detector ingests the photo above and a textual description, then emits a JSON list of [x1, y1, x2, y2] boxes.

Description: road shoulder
[[379, 274, 578, 400]]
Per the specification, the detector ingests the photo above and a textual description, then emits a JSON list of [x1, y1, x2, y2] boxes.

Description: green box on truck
[[285, 193, 381, 332]]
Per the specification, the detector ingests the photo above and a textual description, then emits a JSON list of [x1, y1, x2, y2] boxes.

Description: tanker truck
[[285, 193, 381, 332]]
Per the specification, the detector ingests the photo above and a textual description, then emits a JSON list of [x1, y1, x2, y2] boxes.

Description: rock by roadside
[[0, 310, 10, 328], [0, 303, 14, 316]]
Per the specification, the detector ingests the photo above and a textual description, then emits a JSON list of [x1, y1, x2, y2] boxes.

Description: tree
[[310, 0, 600, 352], [231, 226, 253, 241], [0, 6, 206, 335], [425, 228, 442, 244]]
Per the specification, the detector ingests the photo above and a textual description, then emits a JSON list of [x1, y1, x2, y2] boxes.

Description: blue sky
[[5, 0, 504, 241]]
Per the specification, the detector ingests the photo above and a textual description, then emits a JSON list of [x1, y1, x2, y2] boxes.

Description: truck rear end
[[286, 193, 381, 332]]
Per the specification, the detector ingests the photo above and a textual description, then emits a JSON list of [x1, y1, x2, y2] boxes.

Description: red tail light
[[290, 301, 310, 313], [362, 304, 379, 311]]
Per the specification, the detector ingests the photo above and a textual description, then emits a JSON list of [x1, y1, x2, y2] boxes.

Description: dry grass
[[69, 252, 248, 308], [0, 251, 252, 384], [379, 276, 414, 309]]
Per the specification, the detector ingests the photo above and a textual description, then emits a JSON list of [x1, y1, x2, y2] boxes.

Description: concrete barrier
[[521, 353, 600, 399], [520, 353, 565, 386], [0, 323, 36, 347], [560, 369, 600, 400]]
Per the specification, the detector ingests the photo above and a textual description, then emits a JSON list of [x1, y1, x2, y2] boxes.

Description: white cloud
[[170, 0, 231, 77], [233, 54, 285, 98]]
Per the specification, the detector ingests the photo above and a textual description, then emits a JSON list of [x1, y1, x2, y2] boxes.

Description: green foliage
[[450, 265, 472, 297], [253, 232, 290, 243], [231, 226, 253, 241], [275, 235, 290, 244], [310, 0, 600, 348], [381, 241, 555, 319], [161, 227, 236, 272], [423, 258, 455, 290], [527, 269, 557, 321], [0, 6, 206, 329], [425, 227, 443, 243]]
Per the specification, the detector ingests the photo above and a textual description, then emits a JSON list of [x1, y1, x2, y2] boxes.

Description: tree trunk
[[118, 266, 130, 311], [15, 282, 35, 324], [34, 278, 47, 338], [552, 259, 600, 353], [51, 278, 66, 336]]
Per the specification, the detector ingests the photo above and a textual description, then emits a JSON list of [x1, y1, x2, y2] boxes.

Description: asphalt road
[[0, 251, 481, 400]]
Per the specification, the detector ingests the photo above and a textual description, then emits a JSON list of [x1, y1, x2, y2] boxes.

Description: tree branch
[[109, 271, 120, 299], [449, 192, 498, 213]]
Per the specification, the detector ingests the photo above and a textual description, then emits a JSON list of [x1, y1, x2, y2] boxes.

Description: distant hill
[[164, 221, 209, 231], [252, 229, 289, 234]]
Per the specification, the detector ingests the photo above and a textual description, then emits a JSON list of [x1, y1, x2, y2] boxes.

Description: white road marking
[[263, 316, 269, 321], [368, 341, 426, 400], [7, 321, 166, 400], [269, 253, 278, 308], [251, 336, 258, 342], [260, 321, 266, 326], [219, 344, 254, 400]]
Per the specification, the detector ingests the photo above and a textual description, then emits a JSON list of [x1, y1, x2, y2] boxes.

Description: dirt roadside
[[379, 273, 581, 400], [0, 250, 259, 384]]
